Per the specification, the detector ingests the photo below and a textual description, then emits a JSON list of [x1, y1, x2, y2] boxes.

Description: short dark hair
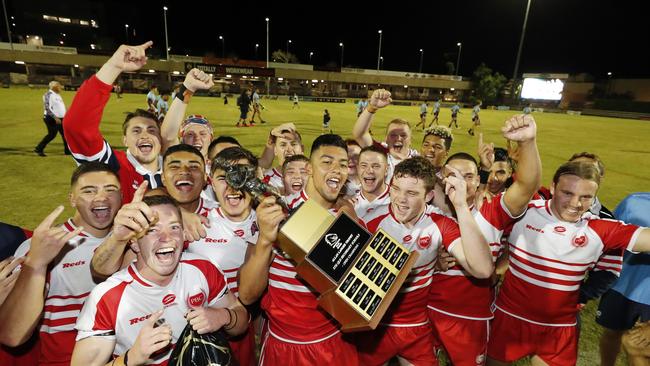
[[423, 126, 453, 151], [142, 195, 182, 223], [207, 136, 241, 159], [445, 152, 479, 169], [282, 154, 309, 173], [163, 144, 205, 166], [393, 157, 437, 192], [345, 138, 360, 148], [212, 146, 258, 175], [122, 109, 158, 135], [70, 162, 120, 187], [310, 134, 347, 157], [553, 161, 601, 186], [359, 145, 388, 163], [494, 147, 515, 171], [568, 152, 605, 177]]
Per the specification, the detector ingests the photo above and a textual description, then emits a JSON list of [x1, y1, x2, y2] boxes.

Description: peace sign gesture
[[111, 181, 158, 244], [27, 206, 84, 269]]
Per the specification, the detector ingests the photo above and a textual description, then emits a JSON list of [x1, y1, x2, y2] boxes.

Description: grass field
[[1, 86, 649, 365]]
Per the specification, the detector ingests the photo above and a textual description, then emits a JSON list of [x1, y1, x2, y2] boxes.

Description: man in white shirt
[[35, 81, 70, 156]]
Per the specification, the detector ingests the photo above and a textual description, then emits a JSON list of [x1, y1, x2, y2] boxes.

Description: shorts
[[229, 323, 255, 366], [260, 332, 358, 366], [434, 111, 439, 117], [420, 113, 427, 118], [356, 324, 438, 366], [472, 116, 480, 124], [239, 108, 249, 119], [428, 309, 489, 366], [487, 309, 577, 366], [596, 289, 650, 331]]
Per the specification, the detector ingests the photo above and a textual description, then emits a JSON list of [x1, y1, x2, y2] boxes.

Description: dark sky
[[108, 0, 648, 79]]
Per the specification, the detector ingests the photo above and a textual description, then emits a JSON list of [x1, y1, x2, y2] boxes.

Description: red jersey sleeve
[[479, 193, 519, 230], [430, 213, 461, 250], [588, 219, 643, 252]]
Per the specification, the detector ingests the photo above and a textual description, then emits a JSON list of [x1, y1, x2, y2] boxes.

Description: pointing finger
[[37, 206, 65, 231]]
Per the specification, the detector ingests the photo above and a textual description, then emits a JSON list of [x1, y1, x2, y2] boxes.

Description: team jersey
[[428, 194, 518, 320], [451, 105, 460, 116], [64, 75, 163, 204], [354, 185, 390, 221], [364, 204, 460, 326], [495, 199, 642, 326], [433, 102, 440, 114], [262, 190, 342, 343], [373, 141, 418, 184], [194, 196, 218, 217], [420, 104, 428, 114], [344, 180, 361, 197], [262, 168, 284, 194], [472, 105, 480, 118], [75, 253, 229, 365], [13, 219, 106, 366], [185, 209, 258, 295]]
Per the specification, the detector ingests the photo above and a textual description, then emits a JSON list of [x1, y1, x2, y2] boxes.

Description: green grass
[[1, 86, 648, 365]]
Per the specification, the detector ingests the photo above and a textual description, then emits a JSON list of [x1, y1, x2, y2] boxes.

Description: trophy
[[223, 163, 418, 332]]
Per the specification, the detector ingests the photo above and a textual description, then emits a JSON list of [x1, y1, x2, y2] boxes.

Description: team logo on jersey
[[132, 180, 139, 190], [162, 294, 176, 306], [572, 234, 589, 247], [251, 222, 259, 236], [402, 235, 413, 244], [553, 226, 566, 234], [417, 236, 432, 249], [187, 290, 206, 308], [234, 229, 245, 238]]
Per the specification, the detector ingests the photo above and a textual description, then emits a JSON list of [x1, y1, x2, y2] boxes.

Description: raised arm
[[352, 89, 392, 147], [444, 167, 494, 279], [160, 69, 214, 153], [238, 196, 286, 305], [0, 206, 83, 346], [258, 123, 298, 169], [501, 114, 541, 217]]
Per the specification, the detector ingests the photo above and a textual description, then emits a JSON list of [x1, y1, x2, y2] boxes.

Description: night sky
[[107, 0, 647, 79]]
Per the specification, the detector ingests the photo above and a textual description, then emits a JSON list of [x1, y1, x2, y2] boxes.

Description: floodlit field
[[0, 86, 648, 365]]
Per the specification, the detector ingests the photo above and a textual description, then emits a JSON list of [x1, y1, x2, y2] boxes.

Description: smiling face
[[182, 124, 212, 158], [550, 175, 599, 222], [421, 134, 448, 169], [274, 132, 304, 166], [123, 117, 162, 166], [70, 171, 122, 237], [487, 161, 513, 195], [385, 122, 412, 160], [307, 145, 349, 204], [162, 150, 206, 209], [347, 144, 361, 178], [283, 160, 309, 195], [132, 203, 184, 285], [389, 174, 432, 227], [211, 158, 253, 221], [444, 158, 480, 205], [358, 150, 388, 196]]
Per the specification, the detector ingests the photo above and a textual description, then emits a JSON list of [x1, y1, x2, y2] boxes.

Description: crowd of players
[[1, 41, 650, 366]]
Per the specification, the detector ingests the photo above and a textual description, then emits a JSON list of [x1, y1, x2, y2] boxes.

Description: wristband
[[224, 308, 238, 331], [123, 349, 130, 366], [175, 84, 194, 104], [479, 169, 490, 184], [366, 105, 378, 114]]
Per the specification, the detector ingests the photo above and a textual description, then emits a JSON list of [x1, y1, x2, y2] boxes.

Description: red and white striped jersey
[[364, 204, 460, 326], [184, 209, 258, 295], [262, 190, 343, 343], [495, 199, 642, 326], [13, 219, 106, 366], [374, 141, 418, 184], [195, 196, 218, 217], [354, 185, 390, 221], [428, 194, 518, 320], [75, 253, 229, 365], [262, 168, 284, 194]]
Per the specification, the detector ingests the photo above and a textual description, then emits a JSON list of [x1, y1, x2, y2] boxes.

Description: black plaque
[[306, 214, 372, 283]]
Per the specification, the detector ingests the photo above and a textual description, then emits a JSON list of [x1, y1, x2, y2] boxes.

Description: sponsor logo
[[187, 291, 206, 308], [403, 235, 412, 243], [572, 234, 588, 247], [234, 229, 245, 238], [162, 294, 176, 306], [205, 237, 227, 244], [417, 236, 432, 249], [62, 260, 86, 269], [525, 224, 545, 234], [131, 180, 140, 190], [129, 313, 153, 325], [553, 226, 566, 234]]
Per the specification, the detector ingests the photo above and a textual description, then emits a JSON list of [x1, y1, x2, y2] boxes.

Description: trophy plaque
[[276, 199, 418, 332]]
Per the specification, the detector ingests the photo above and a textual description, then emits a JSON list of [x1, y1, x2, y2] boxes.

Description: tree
[[472, 63, 507, 104], [271, 50, 299, 64]]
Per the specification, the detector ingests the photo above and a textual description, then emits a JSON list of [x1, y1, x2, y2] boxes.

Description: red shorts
[[229, 323, 256, 366], [487, 309, 578, 366], [356, 324, 438, 366], [428, 309, 489, 366], [260, 331, 358, 366]]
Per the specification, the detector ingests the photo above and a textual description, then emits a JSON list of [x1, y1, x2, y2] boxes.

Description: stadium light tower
[[377, 30, 382, 71], [255, 43, 259, 59], [124, 24, 129, 43], [455, 42, 462, 76], [512, 0, 533, 99], [163, 6, 169, 60], [219, 35, 225, 58], [339, 42, 344, 68], [265, 17, 270, 96], [419, 48, 424, 73], [2, 0, 13, 50], [309, 51, 314, 63], [286, 39, 291, 63], [380, 56, 384, 70]]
